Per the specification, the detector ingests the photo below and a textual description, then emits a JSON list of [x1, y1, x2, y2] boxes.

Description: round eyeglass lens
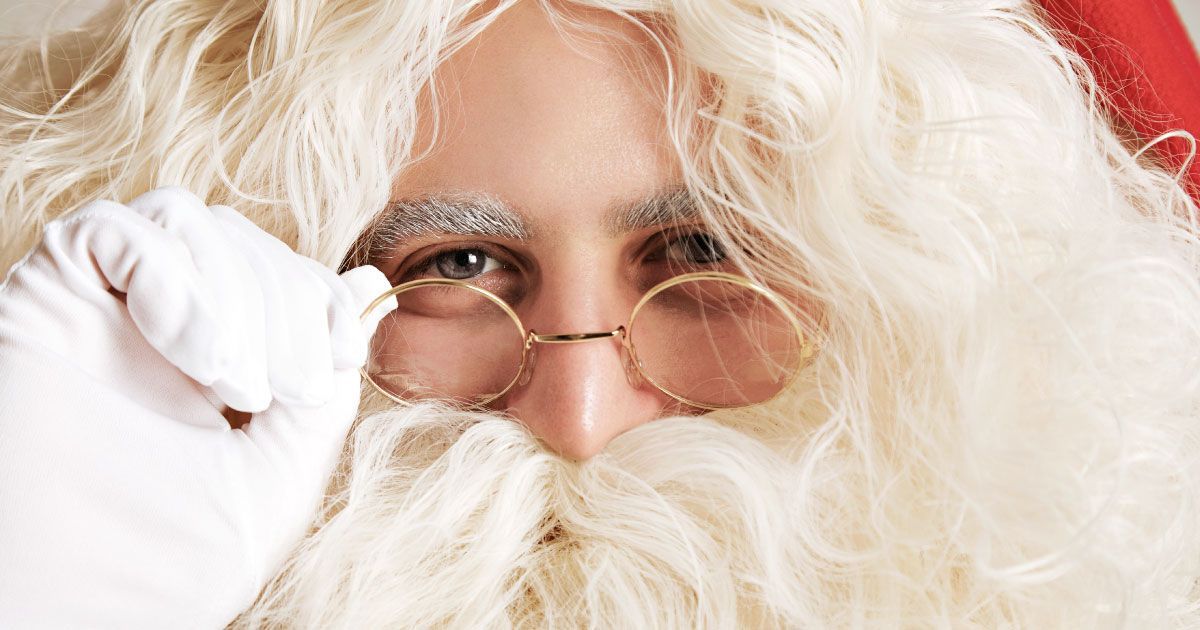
[[627, 276, 805, 408], [365, 282, 526, 404]]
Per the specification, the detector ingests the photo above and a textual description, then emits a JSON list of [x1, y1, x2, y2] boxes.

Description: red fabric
[[1038, 0, 1200, 199]]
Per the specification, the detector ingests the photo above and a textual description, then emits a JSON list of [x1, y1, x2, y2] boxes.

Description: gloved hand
[[0, 187, 396, 628]]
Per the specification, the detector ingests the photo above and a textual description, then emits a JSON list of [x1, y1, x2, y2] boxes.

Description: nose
[[498, 332, 668, 461]]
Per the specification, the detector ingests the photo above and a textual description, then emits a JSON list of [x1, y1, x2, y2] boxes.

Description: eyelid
[[393, 241, 523, 284], [641, 225, 722, 262]]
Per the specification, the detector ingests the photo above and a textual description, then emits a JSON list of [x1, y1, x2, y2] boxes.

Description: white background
[[1178, 0, 1200, 43]]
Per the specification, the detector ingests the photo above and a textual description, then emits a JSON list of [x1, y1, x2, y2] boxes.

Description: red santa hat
[[1038, 0, 1200, 201]]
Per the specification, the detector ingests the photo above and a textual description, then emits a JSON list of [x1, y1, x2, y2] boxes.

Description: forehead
[[393, 2, 680, 234]]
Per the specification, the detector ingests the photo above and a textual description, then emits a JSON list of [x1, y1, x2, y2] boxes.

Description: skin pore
[[363, 2, 717, 460]]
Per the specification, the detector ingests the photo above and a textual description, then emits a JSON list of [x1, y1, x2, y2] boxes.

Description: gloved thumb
[[341, 265, 398, 340]]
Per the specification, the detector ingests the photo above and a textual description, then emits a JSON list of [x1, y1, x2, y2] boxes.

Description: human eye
[[424, 248, 503, 280], [645, 230, 728, 270], [636, 229, 733, 291], [398, 245, 510, 282], [662, 232, 726, 265], [393, 243, 528, 305]]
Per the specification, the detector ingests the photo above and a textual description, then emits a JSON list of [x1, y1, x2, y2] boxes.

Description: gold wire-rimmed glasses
[[359, 271, 816, 410]]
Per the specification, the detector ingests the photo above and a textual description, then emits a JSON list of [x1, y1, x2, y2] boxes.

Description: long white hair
[[3, 0, 1200, 626]]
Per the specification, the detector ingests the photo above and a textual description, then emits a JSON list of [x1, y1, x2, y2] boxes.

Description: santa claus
[[1, 0, 1198, 626]]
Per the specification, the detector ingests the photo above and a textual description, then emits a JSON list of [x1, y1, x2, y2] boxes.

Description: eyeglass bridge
[[526, 327, 626, 347]]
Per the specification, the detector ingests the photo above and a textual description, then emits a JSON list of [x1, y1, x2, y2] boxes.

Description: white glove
[[0, 187, 396, 628]]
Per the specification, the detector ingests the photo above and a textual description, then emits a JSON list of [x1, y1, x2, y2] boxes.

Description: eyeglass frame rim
[[358, 270, 815, 411]]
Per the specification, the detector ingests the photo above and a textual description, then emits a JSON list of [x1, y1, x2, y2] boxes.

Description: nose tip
[[500, 339, 665, 461]]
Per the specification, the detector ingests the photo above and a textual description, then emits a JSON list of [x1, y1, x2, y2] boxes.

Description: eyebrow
[[602, 187, 696, 236], [373, 192, 530, 242], [350, 187, 699, 268]]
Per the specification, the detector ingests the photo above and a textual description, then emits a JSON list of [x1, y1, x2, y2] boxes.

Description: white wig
[[2, 0, 1200, 626]]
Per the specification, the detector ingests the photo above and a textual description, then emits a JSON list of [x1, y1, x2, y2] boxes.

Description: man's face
[[369, 3, 693, 459], [236, 6, 818, 624]]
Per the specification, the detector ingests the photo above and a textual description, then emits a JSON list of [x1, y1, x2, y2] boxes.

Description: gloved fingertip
[[339, 265, 397, 333], [211, 378, 272, 414], [129, 296, 236, 388], [363, 293, 398, 336], [339, 263, 389, 290], [126, 186, 208, 215], [331, 335, 368, 370], [339, 266, 393, 311], [271, 375, 334, 410]]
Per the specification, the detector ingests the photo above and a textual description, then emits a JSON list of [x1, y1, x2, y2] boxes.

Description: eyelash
[[646, 229, 727, 262]]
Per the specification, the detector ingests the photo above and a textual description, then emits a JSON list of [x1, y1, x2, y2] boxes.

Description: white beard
[[232, 349, 1200, 628], [233, 395, 826, 627]]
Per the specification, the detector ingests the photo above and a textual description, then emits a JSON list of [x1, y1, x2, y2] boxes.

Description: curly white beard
[[232, 396, 828, 628]]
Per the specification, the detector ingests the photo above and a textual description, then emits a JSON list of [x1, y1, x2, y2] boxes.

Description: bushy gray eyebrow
[[376, 192, 530, 242], [602, 186, 696, 236]]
